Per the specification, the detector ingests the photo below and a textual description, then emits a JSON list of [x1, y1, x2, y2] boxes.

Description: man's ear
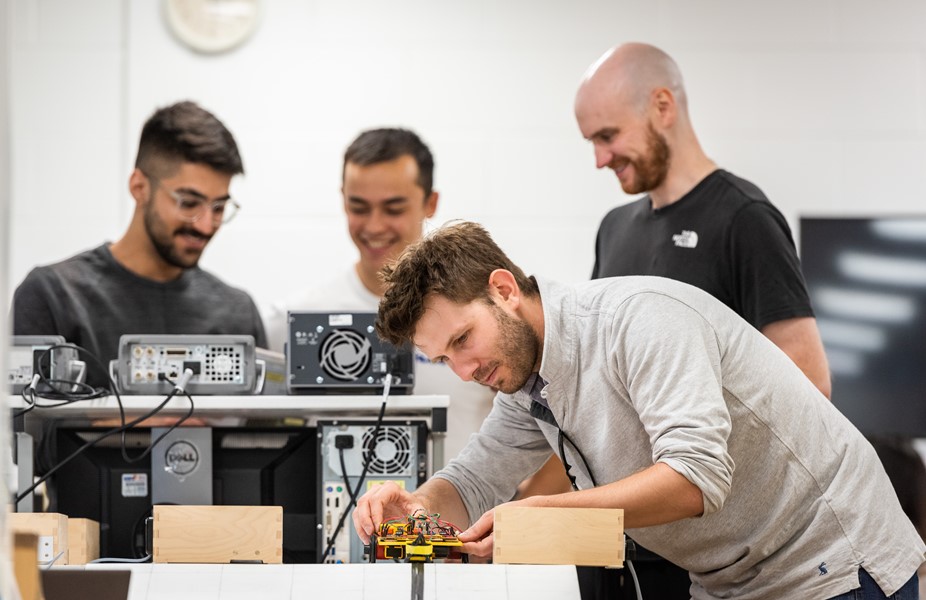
[[651, 88, 677, 128], [488, 269, 520, 308], [424, 191, 439, 218], [128, 168, 150, 206]]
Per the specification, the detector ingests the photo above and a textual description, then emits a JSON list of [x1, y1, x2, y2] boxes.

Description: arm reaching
[[458, 462, 703, 558]]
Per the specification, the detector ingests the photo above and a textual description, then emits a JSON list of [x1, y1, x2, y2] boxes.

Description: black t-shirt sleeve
[[727, 202, 815, 329]]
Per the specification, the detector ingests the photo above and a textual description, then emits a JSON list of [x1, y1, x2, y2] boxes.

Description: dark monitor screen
[[52, 427, 318, 562], [800, 217, 926, 437]]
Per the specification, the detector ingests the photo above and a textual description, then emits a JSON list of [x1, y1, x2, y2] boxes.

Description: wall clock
[[164, 0, 261, 54]]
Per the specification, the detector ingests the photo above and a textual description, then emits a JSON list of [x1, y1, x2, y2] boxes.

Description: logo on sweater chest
[[672, 230, 699, 248]]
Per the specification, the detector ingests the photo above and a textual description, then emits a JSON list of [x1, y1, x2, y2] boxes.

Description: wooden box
[[152, 505, 283, 564], [493, 506, 624, 568], [12, 532, 43, 600], [9, 512, 69, 566], [67, 518, 100, 565]]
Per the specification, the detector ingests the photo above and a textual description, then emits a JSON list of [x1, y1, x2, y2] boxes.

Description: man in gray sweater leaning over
[[354, 221, 924, 600]]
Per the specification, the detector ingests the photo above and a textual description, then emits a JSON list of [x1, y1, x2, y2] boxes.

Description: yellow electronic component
[[364, 509, 466, 563]]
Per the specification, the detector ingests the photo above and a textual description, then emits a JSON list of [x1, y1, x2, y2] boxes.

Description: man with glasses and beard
[[12, 101, 266, 386]]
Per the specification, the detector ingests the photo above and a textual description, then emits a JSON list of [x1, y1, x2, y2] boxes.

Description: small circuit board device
[[365, 509, 466, 563]]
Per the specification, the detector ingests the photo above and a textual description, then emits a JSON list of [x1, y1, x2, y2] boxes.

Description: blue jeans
[[827, 568, 919, 600]]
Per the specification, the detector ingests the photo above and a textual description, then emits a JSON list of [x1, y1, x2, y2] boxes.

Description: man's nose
[[365, 209, 388, 232], [594, 145, 612, 169], [192, 213, 218, 236], [448, 355, 478, 383]]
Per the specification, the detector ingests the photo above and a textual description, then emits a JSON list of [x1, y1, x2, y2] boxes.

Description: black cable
[[14, 385, 37, 419], [120, 373, 195, 464], [13, 342, 110, 417], [14, 378, 107, 418], [558, 429, 643, 600], [556, 427, 598, 490], [13, 371, 195, 505], [15, 343, 113, 412], [321, 398, 386, 561], [27, 344, 109, 401], [339, 448, 358, 506], [320, 379, 390, 563], [15, 343, 116, 479]]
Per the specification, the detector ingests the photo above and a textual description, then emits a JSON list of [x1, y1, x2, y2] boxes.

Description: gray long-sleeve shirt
[[435, 276, 925, 599]]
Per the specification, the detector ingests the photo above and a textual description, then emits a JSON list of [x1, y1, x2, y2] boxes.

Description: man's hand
[[352, 481, 426, 544], [458, 495, 539, 559], [457, 507, 496, 559]]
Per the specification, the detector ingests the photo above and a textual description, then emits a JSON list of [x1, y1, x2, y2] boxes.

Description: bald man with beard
[[573, 43, 832, 599], [576, 42, 830, 399]]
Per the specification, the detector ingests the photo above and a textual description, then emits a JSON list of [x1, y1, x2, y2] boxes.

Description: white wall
[[1, 0, 15, 595], [9, 0, 926, 317]]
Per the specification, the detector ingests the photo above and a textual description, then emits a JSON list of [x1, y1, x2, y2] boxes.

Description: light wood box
[[153, 505, 283, 564], [493, 506, 624, 568], [67, 518, 100, 565], [9, 512, 69, 565], [13, 532, 43, 600]]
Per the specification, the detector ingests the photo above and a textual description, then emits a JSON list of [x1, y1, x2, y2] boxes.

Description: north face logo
[[672, 230, 699, 248]]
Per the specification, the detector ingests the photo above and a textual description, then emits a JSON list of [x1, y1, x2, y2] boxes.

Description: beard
[[475, 303, 541, 394], [616, 122, 671, 195], [143, 194, 211, 270]]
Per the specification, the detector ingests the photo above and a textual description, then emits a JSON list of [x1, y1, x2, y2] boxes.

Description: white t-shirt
[[264, 267, 495, 462]]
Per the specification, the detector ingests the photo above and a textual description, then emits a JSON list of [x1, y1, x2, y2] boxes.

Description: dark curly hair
[[376, 221, 538, 346]]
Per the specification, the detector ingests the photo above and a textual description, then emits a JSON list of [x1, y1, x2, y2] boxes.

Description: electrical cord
[[339, 448, 358, 507], [13, 343, 111, 423], [14, 367, 195, 505], [320, 374, 392, 563], [14, 377, 39, 418], [626, 558, 643, 600], [39, 550, 66, 570], [14, 377, 105, 417], [88, 555, 152, 564], [120, 370, 195, 464], [13, 342, 110, 419], [17, 344, 108, 401], [556, 427, 598, 491]]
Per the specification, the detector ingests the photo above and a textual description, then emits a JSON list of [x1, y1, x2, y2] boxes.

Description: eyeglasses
[[161, 185, 240, 225]]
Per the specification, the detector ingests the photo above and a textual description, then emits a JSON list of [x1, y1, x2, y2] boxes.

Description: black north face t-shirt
[[592, 169, 814, 329]]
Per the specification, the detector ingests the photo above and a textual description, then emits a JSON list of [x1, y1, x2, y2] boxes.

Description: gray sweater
[[435, 276, 925, 599]]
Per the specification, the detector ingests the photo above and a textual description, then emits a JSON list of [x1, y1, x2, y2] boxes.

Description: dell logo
[[164, 441, 199, 476]]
